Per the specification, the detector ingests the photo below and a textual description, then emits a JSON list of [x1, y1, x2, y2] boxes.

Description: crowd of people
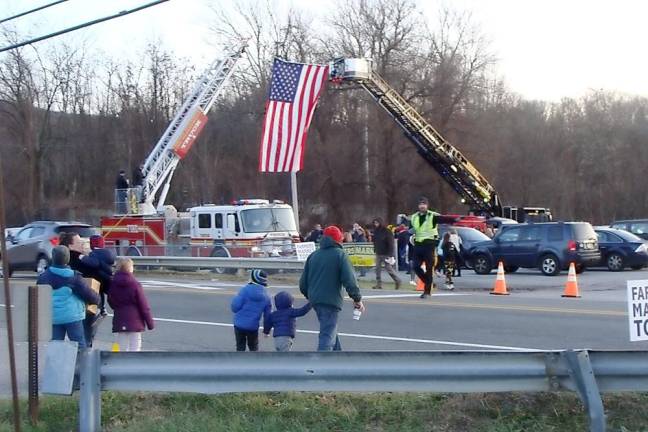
[[41, 195, 461, 352], [302, 197, 462, 294], [38, 232, 154, 351]]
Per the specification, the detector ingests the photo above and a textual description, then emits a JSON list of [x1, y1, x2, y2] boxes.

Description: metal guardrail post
[[79, 349, 101, 432], [27, 286, 39, 424], [565, 350, 606, 432]]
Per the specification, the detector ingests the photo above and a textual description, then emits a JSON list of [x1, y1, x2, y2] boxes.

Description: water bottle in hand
[[353, 307, 362, 320]]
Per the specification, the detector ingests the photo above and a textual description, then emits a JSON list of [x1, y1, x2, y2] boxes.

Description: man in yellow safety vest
[[410, 197, 456, 299]]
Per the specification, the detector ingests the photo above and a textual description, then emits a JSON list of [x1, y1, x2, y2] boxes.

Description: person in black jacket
[[85, 235, 116, 315], [372, 218, 402, 290], [59, 232, 103, 346]]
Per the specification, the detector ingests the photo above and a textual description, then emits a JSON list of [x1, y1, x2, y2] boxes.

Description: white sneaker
[[409, 280, 416, 286]]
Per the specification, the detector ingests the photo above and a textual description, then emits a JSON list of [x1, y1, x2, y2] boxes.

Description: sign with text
[[343, 242, 376, 268], [295, 242, 316, 261], [627, 280, 648, 341]]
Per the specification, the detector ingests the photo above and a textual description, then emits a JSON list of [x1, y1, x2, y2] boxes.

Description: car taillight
[[49, 237, 59, 246], [567, 240, 577, 251]]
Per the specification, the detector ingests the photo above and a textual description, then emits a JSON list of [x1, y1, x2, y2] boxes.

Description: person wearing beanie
[[372, 217, 402, 290], [299, 225, 364, 351], [409, 196, 457, 298], [230, 269, 272, 351], [264, 291, 312, 352], [37, 246, 100, 348], [84, 234, 116, 315]]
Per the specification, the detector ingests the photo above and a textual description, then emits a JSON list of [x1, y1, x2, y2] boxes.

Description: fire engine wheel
[[211, 248, 237, 275]]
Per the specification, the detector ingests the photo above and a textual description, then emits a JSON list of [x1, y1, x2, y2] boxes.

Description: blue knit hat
[[251, 269, 268, 286]]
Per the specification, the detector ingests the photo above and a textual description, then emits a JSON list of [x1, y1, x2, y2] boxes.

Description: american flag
[[259, 58, 329, 172]]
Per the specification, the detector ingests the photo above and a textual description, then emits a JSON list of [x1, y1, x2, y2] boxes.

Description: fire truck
[[101, 42, 299, 262], [329, 58, 552, 223]]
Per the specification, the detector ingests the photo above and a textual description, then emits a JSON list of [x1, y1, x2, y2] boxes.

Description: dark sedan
[[594, 227, 648, 271]]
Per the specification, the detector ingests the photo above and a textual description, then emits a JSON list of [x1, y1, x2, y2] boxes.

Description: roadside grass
[[2, 392, 648, 431]]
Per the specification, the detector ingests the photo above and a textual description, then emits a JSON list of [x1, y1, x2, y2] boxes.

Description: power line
[[0, 0, 170, 53], [0, 0, 69, 24]]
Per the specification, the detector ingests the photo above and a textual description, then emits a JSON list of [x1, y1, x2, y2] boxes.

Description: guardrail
[[125, 255, 305, 271], [76, 349, 648, 432]]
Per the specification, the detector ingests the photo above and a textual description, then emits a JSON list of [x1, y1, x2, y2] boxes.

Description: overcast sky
[[3, 0, 648, 101]]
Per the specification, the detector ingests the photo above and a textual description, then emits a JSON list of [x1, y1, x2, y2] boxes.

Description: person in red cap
[[299, 225, 364, 351]]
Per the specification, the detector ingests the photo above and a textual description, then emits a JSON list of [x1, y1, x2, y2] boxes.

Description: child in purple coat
[[264, 291, 311, 352], [107, 258, 155, 351]]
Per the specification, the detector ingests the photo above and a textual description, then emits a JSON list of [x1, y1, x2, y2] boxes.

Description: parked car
[[610, 219, 648, 240], [594, 227, 648, 271], [467, 222, 600, 276], [438, 225, 491, 268], [2, 221, 97, 276]]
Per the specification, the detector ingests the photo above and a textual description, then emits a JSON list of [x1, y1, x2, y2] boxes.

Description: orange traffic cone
[[490, 261, 509, 295], [562, 262, 581, 298], [415, 263, 425, 291]]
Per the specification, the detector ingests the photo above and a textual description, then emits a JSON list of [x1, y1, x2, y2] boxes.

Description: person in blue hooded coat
[[230, 269, 272, 351], [37, 246, 100, 348], [264, 291, 311, 351]]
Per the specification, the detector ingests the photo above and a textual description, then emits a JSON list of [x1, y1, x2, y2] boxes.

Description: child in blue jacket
[[230, 269, 271, 351], [264, 291, 311, 351]]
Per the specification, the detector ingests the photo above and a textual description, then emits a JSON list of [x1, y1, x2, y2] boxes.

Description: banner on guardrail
[[627, 280, 648, 341], [343, 242, 376, 268]]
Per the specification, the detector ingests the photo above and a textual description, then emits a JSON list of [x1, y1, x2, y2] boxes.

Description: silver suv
[[3, 221, 97, 275]]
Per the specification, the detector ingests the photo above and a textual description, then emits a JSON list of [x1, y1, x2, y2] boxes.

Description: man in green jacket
[[299, 225, 364, 351]]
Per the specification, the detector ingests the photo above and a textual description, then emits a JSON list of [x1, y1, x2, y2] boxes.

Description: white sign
[[295, 242, 316, 261], [627, 280, 648, 341]]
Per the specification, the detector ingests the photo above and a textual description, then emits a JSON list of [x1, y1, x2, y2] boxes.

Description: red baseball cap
[[323, 225, 344, 243]]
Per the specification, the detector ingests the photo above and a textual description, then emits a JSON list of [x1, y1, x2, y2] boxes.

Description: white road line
[[150, 316, 537, 351], [140, 280, 224, 291], [361, 293, 470, 299]]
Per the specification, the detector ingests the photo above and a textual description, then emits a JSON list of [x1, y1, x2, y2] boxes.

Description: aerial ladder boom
[[329, 58, 502, 217], [137, 41, 247, 215]]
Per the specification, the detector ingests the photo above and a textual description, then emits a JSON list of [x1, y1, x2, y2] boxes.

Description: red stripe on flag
[[298, 66, 328, 170], [258, 101, 271, 171], [286, 64, 313, 172]]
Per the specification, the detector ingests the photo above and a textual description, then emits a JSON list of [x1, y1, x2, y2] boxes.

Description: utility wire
[[0, 0, 170, 53], [0, 0, 69, 24]]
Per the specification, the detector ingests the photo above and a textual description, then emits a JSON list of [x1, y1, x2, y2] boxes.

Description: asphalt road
[[3, 266, 648, 353]]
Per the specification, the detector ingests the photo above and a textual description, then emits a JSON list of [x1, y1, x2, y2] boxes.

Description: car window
[[630, 222, 648, 235], [458, 228, 490, 242], [198, 214, 212, 229], [548, 225, 563, 241], [30, 226, 46, 238], [55, 225, 96, 238], [610, 223, 626, 231], [596, 231, 609, 243], [14, 227, 33, 242], [614, 230, 644, 242], [519, 226, 542, 241], [571, 223, 596, 240], [606, 232, 624, 243], [498, 227, 520, 242]]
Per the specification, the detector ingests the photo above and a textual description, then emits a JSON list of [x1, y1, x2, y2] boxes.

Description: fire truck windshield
[[240, 208, 297, 233]]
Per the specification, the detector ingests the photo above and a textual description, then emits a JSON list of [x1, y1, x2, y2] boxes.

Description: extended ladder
[[140, 41, 247, 214], [329, 58, 501, 216]]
